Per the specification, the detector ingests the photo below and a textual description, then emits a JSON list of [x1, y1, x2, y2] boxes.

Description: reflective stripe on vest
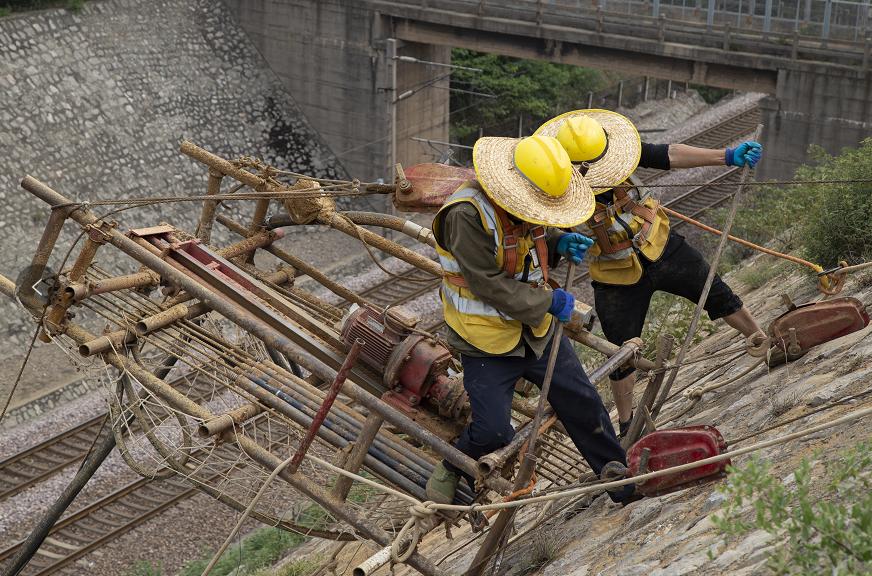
[[433, 187, 552, 354]]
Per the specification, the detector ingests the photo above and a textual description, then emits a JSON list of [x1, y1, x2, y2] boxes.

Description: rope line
[[303, 402, 872, 563], [39, 178, 872, 212]]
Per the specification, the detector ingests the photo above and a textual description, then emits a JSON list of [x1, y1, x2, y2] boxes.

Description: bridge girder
[[391, 17, 779, 94]]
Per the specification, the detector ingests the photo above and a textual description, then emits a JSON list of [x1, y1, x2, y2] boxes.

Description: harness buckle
[[631, 231, 646, 251]]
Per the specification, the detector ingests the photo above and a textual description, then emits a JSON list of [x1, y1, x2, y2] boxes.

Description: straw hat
[[472, 136, 595, 228], [535, 109, 641, 193]]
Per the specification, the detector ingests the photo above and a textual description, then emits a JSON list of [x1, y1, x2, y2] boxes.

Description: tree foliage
[[449, 49, 608, 142]]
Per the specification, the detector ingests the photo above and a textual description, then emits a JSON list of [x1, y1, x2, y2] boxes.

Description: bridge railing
[[395, 0, 870, 49]]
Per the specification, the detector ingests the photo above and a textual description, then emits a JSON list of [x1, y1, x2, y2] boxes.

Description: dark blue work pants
[[445, 335, 631, 500]]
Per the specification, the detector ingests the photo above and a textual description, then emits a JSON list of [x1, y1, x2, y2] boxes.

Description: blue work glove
[[725, 141, 763, 168], [548, 288, 575, 323], [556, 232, 594, 265]]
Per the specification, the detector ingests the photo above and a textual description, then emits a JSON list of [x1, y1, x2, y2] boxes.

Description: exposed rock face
[[0, 0, 346, 350]]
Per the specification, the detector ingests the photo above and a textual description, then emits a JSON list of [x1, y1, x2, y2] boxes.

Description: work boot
[[425, 462, 459, 505]]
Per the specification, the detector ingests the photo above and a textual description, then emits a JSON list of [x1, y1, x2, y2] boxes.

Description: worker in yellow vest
[[425, 134, 637, 506], [536, 110, 765, 437]]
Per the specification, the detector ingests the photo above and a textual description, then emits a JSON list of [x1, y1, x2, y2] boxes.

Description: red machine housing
[[340, 306, 467, 420], [768, 296, 869, 361], [627, 426, 729, 496]]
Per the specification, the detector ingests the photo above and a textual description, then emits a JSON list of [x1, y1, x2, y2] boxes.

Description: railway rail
[[633, 104, 760, 183], [2, 104, 759, 575]]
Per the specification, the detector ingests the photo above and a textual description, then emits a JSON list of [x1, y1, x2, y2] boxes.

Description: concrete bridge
[[225, 0, 872, 180]]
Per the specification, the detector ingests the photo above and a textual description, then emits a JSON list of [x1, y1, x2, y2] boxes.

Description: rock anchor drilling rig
[[2, 142, 658, 576]]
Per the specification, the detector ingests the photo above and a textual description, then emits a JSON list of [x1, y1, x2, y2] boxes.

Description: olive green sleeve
[[442, 204, 553, 326]]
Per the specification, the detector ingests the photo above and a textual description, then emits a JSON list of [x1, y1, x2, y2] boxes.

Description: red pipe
[[288, 338, 364, 474]]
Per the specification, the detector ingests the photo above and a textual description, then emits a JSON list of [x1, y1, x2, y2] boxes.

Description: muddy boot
[[426, 462, 459, 505]]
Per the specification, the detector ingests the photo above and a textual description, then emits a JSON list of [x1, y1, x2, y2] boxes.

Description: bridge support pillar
[[759, 67, 872, 180], [222, 0, 448, 182]]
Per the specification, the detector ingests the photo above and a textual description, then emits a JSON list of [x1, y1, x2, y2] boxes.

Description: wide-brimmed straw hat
[[472, 136, 595, 228], [535, 109, 641, 193]]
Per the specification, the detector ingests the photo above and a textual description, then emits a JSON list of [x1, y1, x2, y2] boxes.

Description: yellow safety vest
[[578, 187, 671, 286], [432, 186, 553, 355]]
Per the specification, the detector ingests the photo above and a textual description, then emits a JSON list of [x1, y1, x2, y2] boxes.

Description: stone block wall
[[0, 0, 346, 350]]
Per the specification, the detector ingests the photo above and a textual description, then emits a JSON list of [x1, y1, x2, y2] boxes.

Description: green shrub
[[793, 141, 872, 267], [713, 442, 872, 574], [450, 49, 608, 142], [65, 0, 83, 12], [708, 139, 872, 276], [128, 561, 162, 576], [0, 7, 10, 17], [734, 259, 790, 291], [177, 527, 306, 576]]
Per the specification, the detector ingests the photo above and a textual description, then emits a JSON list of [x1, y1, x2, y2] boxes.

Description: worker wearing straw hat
[[536, 109, 765, 437], [425, 134, 637, 506]]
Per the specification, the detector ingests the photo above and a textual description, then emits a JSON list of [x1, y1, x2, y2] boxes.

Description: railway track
[[633, 104, 760, 183], [0, 475, 198, 576], [0, 374, 215, 505], [0, 412, 303, 576], [0, 267, 443, 575]]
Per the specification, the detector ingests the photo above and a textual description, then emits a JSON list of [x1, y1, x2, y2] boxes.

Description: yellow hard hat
[[512, 135, 572, 198], [556, 115, 608, 163]]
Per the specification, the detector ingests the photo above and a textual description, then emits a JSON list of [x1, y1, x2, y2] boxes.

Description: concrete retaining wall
[[0, 0, 346, 350]]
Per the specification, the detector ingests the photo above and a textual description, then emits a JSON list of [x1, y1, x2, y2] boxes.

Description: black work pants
[[594, 233, 743, 380], [444, 334, 632, 501]]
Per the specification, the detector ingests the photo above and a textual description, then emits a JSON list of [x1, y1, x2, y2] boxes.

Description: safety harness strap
[[446, 204, 551, 288], [587, 187, 660, 255]]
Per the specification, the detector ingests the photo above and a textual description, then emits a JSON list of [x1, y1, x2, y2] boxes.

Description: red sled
[[768, 297, 869, 362], [627, 426, 729, 496]]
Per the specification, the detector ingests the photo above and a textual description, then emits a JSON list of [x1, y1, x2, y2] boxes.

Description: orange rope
[[484, 414, 558, 519], [661, 206, 839, 293]]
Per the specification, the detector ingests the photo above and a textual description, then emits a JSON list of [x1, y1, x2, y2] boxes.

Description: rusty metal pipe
[[317, 212, 442, 278], [135, 305, 190, 335], [218, 228, 284, 260], [288, 339, 363, 474], [331, 413, 384, 502], [79, 329, 137, 357], [197, 169, 224, 243], [180, 141, 267, 190], [20, 176, 489, 490], [0, 273, 15, 298], [198, 402, 264, 437], [268, 211, 437, 248], [216, 213, 372, 308], [565, 322, 656, 372], [68, 237, 101, 283], [86, 271, 160, 297], [18, 207, 68, 313]]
